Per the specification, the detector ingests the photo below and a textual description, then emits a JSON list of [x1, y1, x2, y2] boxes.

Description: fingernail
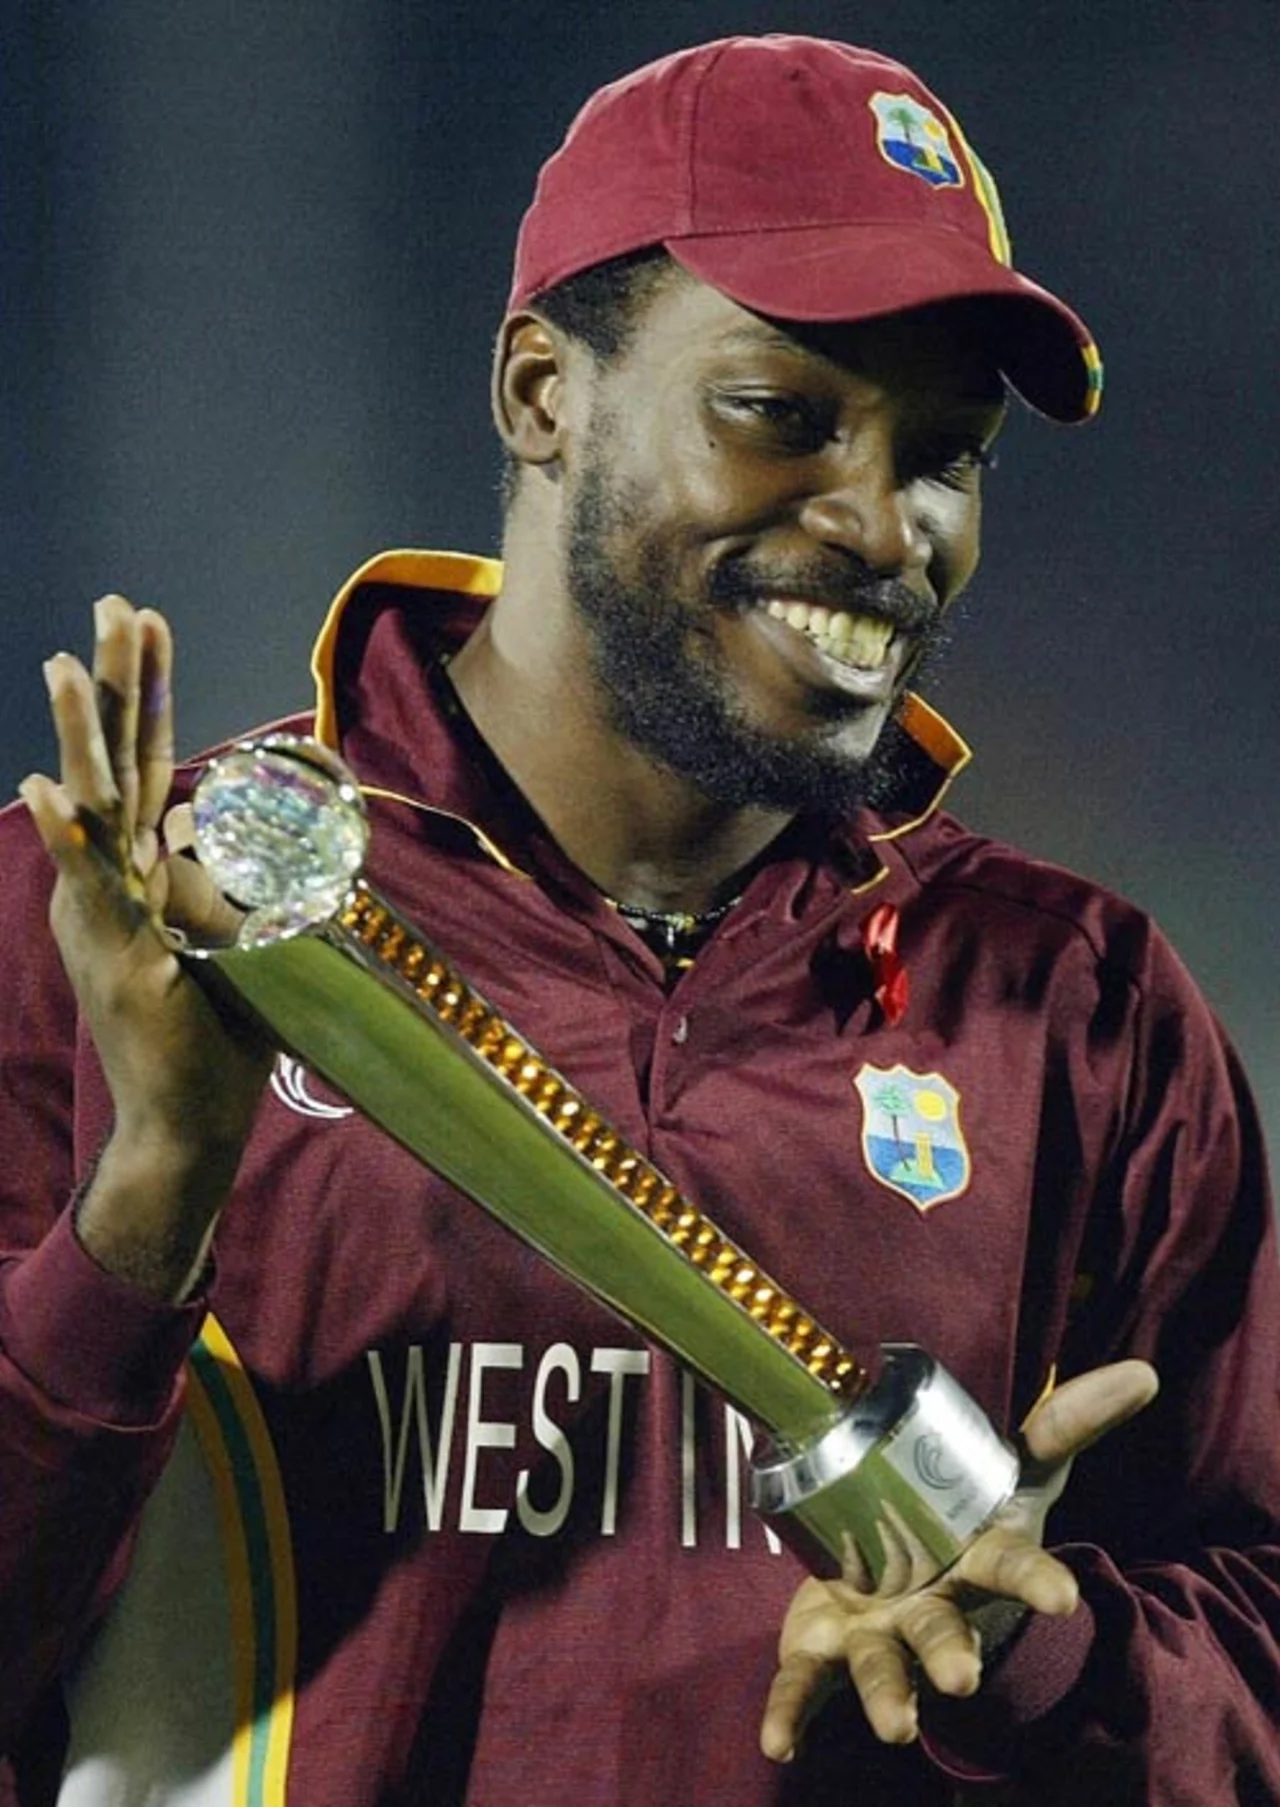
[[93, 595, 113, 640], [42, 656, 67, 694]]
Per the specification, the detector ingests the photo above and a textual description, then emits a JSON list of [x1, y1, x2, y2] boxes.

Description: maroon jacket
[[1, 551, 1277, 1806]]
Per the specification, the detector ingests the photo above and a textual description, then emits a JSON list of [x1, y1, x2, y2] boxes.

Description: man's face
[[560, 275, 1003, 813]]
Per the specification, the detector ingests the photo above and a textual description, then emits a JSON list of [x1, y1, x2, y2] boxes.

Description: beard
[[564, 447, 950, 816]]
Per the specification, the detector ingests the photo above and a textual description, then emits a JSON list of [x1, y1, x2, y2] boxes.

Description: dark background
[[5, 1, 1278, 1157]]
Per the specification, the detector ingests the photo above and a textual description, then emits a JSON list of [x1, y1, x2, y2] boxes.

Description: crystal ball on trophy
[[191, 734, 368, 942]]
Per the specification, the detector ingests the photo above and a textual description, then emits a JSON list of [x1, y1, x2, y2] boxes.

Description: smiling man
[[4, 34, 1279, 1807], [466, 286, 1003, 852]]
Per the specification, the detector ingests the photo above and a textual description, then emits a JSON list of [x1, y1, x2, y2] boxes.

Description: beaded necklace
[[609, 893, 741, 974]]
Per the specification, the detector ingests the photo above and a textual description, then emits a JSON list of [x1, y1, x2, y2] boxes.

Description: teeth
[[843, 617, 894, 666], [765, 599, 895, 670]]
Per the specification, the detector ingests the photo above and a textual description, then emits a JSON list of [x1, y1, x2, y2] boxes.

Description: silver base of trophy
[[750, 1345, 1020, 1589]]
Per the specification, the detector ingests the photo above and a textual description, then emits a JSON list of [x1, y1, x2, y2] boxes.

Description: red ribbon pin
[[860, 902, 909, 1027]]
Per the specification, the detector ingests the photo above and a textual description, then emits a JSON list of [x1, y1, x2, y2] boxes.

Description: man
[[3, 34, 1277, 1806]]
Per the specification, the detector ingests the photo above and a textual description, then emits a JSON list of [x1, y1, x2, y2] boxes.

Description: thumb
[[151, 845, 250, 950], [1023, 1360, 1159, 1469], [162, 800, 196, 856]]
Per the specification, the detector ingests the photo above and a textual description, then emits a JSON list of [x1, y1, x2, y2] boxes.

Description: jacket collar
[[309, 548, 973, 890]]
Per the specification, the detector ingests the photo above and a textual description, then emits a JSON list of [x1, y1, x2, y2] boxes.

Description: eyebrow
[[711, 320, 1006, 411], [715, 322, 819, 357]]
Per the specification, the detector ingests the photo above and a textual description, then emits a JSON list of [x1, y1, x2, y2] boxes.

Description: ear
[[492, 312, 572, 469]]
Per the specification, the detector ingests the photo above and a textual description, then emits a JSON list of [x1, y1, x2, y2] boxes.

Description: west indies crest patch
[[853, 1062, 971, 1211], [869, 91, 964, 189]]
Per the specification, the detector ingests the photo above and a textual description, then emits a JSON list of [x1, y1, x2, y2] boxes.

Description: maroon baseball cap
[[510, 36, 1102, 423]]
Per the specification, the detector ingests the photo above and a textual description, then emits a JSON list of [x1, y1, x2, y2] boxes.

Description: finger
[[43, 655, 126, 833], [954, 1525, 1079, 1617], [764, 1578, 876, 1758], [896, 1592, 982, 1698], [843, 1627, 919, 1744], [1022, 1361, 1159, 1468], [92, 595, 145, 829], [872, 1507, 914, 1599], [19, 774, 149, 952], [19, 773, 92, 863], [874, 1502, 946, 1599], [163, 801, 196, 856], [760, 1651, 830, 1763], [136, 609, 175, 840], [837, 1528, 874, 1594], [162, 843, 249, 948]]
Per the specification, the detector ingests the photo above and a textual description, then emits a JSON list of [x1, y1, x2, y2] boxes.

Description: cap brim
[[665, 222, 1101, 424]]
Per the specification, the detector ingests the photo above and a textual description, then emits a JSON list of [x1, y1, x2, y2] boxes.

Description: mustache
[[708, 555, 939, 637]]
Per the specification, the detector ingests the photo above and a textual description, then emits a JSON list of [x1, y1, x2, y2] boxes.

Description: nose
[[797, 441, 931, 578]]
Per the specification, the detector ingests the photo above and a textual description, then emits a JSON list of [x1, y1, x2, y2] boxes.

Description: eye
[[708, 388, 836, 453], [908, 437, 1000, 490]]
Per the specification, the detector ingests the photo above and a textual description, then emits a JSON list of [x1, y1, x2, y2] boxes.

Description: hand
[[759, 1359, 1159, 1757], [19, 595, 274, 1296]]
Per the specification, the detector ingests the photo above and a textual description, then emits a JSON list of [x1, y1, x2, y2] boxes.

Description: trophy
[[187, 733, 1019, 1588]]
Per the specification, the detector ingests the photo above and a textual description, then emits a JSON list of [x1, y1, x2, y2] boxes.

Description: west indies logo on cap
[[870, 91, 964, 190]]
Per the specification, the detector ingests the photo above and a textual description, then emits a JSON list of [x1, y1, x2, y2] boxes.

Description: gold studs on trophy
[[338, 884, 866, 1400]]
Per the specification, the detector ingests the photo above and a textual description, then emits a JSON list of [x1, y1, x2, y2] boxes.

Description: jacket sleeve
[[923, 928, 1280, 1803], [0, 801, 205, 1752]]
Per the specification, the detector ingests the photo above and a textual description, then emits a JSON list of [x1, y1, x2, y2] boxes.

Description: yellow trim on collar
[[310, 552, 972, 870], [310, 549, 502, 749], [867, 692, 973, 843], [358, 782, 531, 880]]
